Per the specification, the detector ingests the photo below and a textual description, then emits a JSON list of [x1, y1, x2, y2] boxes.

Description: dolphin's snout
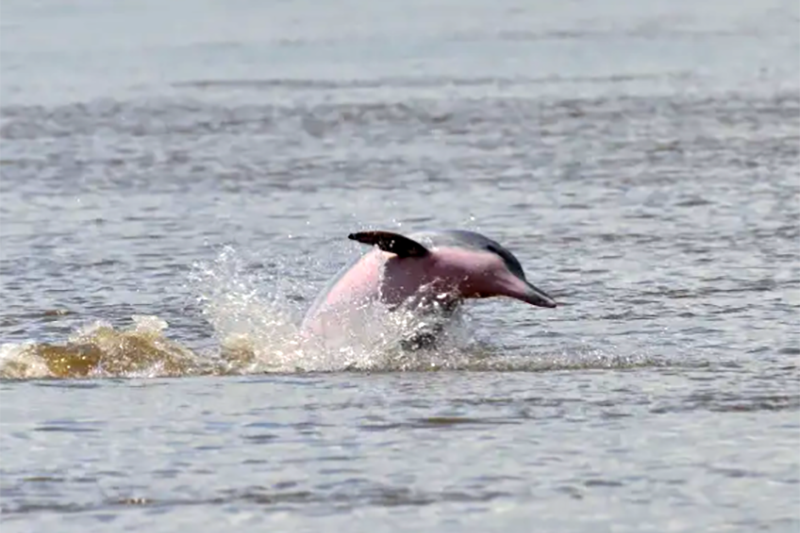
[[524, 281, 557, 308]]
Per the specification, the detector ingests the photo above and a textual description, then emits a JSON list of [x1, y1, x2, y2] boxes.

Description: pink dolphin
[[301, 229, 556, 340]]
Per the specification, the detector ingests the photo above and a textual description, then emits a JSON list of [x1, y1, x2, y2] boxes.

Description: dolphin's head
[[411, 230, 557, 309], [483, 240, 557, 308], [441, 245, 557, 308]]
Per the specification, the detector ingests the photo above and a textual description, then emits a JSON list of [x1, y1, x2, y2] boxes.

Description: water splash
[[189, 245, 483, 372], [0, 246, 666, 380], [189, 245, 308, 373]]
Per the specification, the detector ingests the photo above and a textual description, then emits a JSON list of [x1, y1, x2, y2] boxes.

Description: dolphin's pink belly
[[302, 247, 483, 337], [301, 250, 385, 336]]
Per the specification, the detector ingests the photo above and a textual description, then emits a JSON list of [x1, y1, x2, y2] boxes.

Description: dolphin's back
[[410, 230, 527, 280]]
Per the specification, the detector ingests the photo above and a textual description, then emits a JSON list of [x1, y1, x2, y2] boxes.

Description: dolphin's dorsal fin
[[348, 231, 430, 258]]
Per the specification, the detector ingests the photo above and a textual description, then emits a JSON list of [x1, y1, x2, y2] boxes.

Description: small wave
[[172, 72, 690, 91], [1, 483, 509, 516], [0, 316, 215, 380]]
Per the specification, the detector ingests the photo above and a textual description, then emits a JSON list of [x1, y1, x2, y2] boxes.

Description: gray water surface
[[1, 0, 799, 531]]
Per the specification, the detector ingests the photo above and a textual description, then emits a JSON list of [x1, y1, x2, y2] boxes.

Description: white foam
[[0, 342, 50, 379]]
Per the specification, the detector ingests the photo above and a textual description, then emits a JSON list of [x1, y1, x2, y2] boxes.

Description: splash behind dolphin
[[301, 229, 556, 343]]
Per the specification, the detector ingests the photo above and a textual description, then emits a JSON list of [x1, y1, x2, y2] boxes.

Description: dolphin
[[301, 229, 557, 344]]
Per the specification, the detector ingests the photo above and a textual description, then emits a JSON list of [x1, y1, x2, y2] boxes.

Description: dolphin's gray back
[[410, 229, 527, 280]]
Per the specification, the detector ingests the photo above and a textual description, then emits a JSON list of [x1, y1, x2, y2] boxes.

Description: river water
[[1, 0, 799, 531]]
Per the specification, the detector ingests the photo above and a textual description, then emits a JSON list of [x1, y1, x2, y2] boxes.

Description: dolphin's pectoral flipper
[[348, 231, 430, 258]]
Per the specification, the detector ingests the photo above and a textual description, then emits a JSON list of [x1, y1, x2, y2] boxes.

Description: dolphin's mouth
[[523, 281, 557, 308]]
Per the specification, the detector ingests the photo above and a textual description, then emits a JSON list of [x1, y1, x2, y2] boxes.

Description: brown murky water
[[1, 0, 799, 531]]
